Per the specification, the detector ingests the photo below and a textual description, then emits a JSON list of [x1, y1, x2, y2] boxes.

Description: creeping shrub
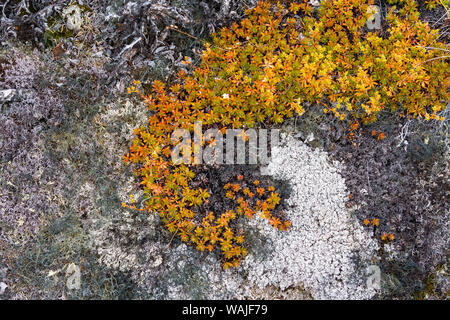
[[124, 0, 449, 268]]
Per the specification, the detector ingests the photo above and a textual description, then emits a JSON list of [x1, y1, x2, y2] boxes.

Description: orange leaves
[[226, 190, 236, 200], [349, 120, 359, 131], [152, 80, 166, 95], [363, 216, 395, 242], [371, 130, 385, 141], [256, 187, 265, 196], [288, 2, 301, 14], [371, 218, 380, 227], [347, 120, 360, 140], [290, 98, 305, 116], [381, 233, 395, 241], [122, 0, 446, 269], [231, 184, 241, 192], [127, 80, 141, 94], [225, 175, 289, 234], [149, 184, 165, 195], [364, 217, 380, 228]]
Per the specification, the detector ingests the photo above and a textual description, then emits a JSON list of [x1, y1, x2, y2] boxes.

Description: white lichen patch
[[91, 134, 379, 300], [241, 135, 379, 299]]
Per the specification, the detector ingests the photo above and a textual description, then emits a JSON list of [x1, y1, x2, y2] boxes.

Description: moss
[[43, 2, 91, 48], [414, 264, 449, 299]]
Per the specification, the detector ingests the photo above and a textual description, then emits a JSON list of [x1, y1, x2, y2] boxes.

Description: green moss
[[43, 2, 91, 47], [414, 264, 449, 299]]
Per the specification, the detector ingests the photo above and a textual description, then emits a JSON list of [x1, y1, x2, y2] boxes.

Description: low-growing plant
[[387, 0, 449, 11], [124, 0, 448, 268]]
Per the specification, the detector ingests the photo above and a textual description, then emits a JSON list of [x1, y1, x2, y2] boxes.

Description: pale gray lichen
[[241, 135, 379, 299], [91, 134, 379, 300]]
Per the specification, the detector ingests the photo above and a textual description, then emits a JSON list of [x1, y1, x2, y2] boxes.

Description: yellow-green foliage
[[387, 0, 449, 10], [124, 0, 449, 268]]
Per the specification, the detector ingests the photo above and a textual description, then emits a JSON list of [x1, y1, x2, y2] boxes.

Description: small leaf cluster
[[225, 176, 291, 231], [387, 0, 449, 10], [363, 218, 395, 241]]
